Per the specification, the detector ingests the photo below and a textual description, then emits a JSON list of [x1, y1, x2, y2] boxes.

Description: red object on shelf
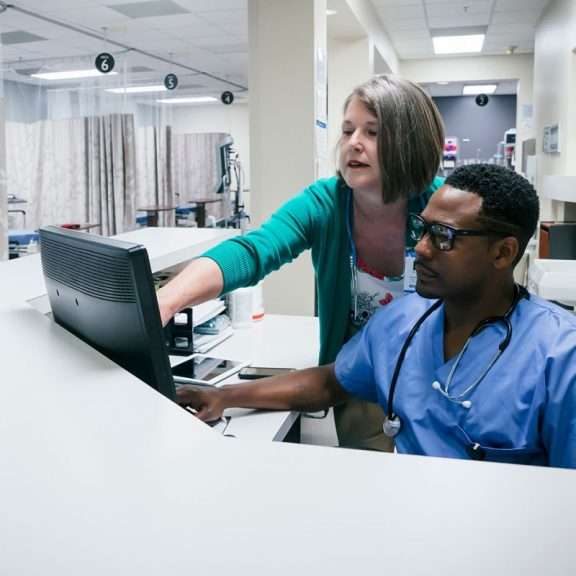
[[60, 223, 81, 230]]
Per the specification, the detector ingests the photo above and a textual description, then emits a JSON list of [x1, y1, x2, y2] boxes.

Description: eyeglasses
[[408, 213, 510, 252]]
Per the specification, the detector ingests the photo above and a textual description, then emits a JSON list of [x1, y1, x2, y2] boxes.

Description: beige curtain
[[171, 132, 231, 223], [85, 113, 137, 236], [135, 125, 174, 227], [6, 118, 86, 231]]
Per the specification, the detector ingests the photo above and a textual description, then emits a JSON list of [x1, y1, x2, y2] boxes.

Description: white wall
[[327, 36, 372, 174], [345, 0, 399, 73], [400, 54, 535, 168], [246, 0, 327, 317], [533, 0, 576, 220], [0, 97, 6, 261]]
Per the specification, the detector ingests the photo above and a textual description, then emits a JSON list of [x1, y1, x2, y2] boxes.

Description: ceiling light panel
[[462, 84, 497, 95], [31, 69, 119, 80], [157, 96, 218, 104], [107, 85, 167, 94], [433, 34, 485, 54]]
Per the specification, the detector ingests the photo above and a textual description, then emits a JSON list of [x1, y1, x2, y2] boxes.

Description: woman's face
[[339, 95, 381, 195]]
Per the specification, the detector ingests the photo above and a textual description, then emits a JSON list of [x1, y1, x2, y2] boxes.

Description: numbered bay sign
[[95, 53, 115, 74], [164, 73, 179, 90], [475, 93, 489, 107], [221, 91, 234, 105]]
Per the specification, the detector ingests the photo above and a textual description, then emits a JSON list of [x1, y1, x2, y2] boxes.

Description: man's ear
[[491, 236, 520, 270]]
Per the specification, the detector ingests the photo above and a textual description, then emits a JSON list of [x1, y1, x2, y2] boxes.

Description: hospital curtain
[[85, 113, 137, 236], [171, 132, 230, 222], [133, 125, 174, 227], [6, 118, 86, 231]]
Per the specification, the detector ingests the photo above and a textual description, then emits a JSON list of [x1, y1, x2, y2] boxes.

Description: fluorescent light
[[157, 96, 218, 104], [436, 81, 450, 85], [106, 84, 167, 94], [31, 69, 118, 80], [462, 84, 497, 95], [432, 34, 484, 55], [326, 9, 338, 16]]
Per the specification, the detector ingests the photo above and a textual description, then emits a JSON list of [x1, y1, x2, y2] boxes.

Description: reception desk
[[0, 228, 574, 575]]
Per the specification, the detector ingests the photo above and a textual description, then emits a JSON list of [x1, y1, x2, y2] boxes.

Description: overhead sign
[[475, 94, 489, 107], [164, 73, 178, 90], [221, 91, 234, 105], [95, 53, 115, 74]]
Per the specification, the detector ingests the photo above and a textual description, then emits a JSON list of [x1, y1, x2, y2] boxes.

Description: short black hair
[[445, 164, 539, 259]]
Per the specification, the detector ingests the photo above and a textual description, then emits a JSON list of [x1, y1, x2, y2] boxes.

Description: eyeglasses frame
[[408, 213, 518, 252]]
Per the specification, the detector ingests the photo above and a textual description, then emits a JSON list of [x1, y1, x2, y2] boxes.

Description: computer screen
[[39, 226, 175, 401]]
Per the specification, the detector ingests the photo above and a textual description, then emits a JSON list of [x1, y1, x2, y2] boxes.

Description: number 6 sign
[[95, 53, 115, 74]]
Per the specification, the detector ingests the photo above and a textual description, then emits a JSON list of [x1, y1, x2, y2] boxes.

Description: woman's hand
[[176, 385, 226, 422]]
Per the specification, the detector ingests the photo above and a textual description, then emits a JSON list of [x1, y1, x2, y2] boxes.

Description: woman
[[157, 74, 445, 451]]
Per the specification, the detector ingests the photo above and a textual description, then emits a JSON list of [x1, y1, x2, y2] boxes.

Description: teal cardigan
[[203, 176, 443, 365]]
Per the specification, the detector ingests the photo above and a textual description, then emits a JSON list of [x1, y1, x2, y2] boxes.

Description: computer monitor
[[39, 226, 175, 401]]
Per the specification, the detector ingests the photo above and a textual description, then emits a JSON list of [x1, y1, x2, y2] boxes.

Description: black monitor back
[[39, 226, 175, 401]]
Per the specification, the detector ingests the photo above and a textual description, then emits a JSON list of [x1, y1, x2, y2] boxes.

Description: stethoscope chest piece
[[383, 415, 402, 438]]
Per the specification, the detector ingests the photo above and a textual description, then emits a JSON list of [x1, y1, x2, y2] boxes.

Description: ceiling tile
[[428, 14, 490, 28], [375, 4, 426, 19], [168, 0, 246, 13], [424, 0, 490, 5], [491, 10, 543, 25], [494, 0, 549, 12], [371, 0, 422, 6], [107, 1, 190, 19], [1, 31, 48, 45], [379, 17, 428, 31]]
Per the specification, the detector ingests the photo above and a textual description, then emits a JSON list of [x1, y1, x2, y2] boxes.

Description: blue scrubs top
[[335, 292, 576, 468]]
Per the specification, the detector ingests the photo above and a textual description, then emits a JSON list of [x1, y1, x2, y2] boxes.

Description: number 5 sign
[[95, 53, 115, 74]]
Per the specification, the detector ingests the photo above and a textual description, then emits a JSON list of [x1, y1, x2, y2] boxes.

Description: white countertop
[[1, 227, 575, 575]]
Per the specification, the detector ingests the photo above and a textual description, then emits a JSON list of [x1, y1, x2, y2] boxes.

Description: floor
[[300, 407, 339, 447]]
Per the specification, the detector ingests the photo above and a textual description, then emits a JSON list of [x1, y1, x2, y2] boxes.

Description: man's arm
[[176, 365, 349, 422]]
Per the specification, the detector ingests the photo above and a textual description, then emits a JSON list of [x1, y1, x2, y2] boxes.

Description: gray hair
[[341, 74, 444, 203]]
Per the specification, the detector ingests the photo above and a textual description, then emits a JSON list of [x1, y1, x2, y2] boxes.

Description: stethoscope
[[382, 285, 528, 439]]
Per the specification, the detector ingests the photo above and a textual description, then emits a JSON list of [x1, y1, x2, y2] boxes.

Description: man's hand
[[176, 385, 226, 422]]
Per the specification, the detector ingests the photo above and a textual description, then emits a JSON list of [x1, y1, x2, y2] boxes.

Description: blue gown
[[335, 292, 576, 467]]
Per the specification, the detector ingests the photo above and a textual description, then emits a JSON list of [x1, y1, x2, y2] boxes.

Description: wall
[[0, 97, 5, 260], [433, 95, 517, 163], [533, 0, 576, 221], [400, 54, 534, 169], [4, 80, 47, 124], [327, 36, 372, 175], [247, 0, 326, 317]]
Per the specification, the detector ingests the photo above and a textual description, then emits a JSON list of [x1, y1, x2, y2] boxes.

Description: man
[[177, 164, 576, 468]]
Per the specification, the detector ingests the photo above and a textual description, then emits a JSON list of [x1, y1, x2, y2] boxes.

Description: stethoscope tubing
[[384, 285, 528, 434]]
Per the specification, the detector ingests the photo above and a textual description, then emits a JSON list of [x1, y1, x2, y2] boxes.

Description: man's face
[[414, 185, 496, 300]]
